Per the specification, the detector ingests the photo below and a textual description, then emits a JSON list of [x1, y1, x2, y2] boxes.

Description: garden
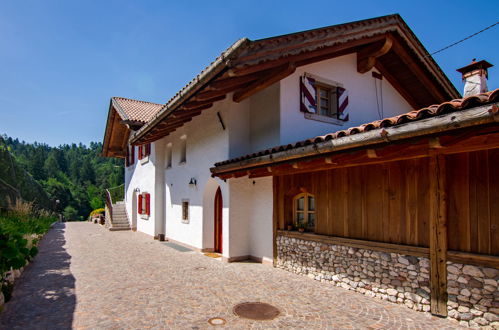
[[0, 199, 57, 309]]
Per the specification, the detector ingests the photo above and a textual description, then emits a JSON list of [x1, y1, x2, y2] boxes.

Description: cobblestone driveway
[[1, 222, 462, 329]]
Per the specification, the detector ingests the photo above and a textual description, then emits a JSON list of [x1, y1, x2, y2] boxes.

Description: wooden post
[[272, 176, 279, 266], [429, 155, 448, 316]]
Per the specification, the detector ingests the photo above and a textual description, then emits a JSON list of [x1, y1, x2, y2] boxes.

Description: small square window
[[301, 73, 349, 123], [316, 83, 339, 118]]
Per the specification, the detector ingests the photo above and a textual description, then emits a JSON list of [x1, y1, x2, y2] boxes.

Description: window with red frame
[[137, 192, 151, 216], [125, 145, 135, 167], [138, 143, 151, 160]]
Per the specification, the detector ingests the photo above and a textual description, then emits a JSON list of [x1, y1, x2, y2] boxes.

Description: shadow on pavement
[[0, 222, 76, 329]]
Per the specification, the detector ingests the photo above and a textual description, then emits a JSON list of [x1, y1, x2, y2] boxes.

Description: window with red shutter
[[138, 146, 143, 160], [145, 193, 151, 216], [126, 145, 136, 167], [138, 194, 143, 214]]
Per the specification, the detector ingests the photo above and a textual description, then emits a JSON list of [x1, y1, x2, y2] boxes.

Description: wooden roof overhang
[[211, 102, 499, 180], [101, 101, 133, 158], [131, 14, 460, 145]]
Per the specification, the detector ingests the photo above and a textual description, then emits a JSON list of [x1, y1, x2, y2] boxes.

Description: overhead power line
[[429, 21, 499, 56]]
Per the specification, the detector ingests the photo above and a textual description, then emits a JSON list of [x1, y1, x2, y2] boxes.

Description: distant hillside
[[1, 135, 124, 219], [0, 143, 51, 210]]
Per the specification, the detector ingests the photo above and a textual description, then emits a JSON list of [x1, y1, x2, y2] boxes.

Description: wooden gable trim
[[102, 103, 130, 158]]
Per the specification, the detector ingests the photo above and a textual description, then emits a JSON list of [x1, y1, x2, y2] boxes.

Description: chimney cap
[[457, 59, 493, 74]]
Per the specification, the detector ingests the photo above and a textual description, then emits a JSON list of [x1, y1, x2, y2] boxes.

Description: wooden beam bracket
[[357, 36, 393, 74]]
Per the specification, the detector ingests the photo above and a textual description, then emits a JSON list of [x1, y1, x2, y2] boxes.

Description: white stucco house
[[102, 14, 459, 265]]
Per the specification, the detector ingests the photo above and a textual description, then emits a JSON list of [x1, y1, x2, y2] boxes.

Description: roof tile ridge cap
[[113, 96, 163, 107], [459, 92, 493, 108], [253, 14, 398, 44], [488, 88, 499, 101], [110, 97, 130, 121], [129, 99, 164, 106]]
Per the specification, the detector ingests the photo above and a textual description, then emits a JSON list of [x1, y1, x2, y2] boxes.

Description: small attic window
[[300, 73, 349, 123]]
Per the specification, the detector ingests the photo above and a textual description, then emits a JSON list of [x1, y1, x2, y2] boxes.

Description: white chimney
[[457, 59, 493, 97]]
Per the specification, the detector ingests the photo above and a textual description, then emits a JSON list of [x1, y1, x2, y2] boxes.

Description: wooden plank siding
[[447, 149, 499, 256], [275, 149, 499, 256], [276, 157, 431, 247]]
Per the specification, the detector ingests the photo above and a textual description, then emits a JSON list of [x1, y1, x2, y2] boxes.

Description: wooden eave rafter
[[375, 60, 420, 108], [389, 36, 448, 102], [216, 125, 499, 180], [233, 63, 296, 103]]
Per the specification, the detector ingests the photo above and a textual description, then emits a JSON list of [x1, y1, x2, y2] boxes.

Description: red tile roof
[[112, 97, 163, 124], [214, 89, 499, 167], [131, 14, 459, 144]]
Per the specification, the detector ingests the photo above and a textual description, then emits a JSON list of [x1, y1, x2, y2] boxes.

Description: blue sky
[[0, 0, 498, 146]]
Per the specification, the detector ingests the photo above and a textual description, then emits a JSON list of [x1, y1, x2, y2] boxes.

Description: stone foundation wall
[[276, 235, 431, 313], [276, 234, 499, 327], [447, 262, 499, 327]]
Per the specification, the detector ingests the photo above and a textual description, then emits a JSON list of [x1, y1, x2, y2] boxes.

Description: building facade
[[102, 15, 498, 326]]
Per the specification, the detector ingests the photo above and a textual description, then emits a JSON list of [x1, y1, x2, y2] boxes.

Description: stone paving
[[0, 222, 464, 329]]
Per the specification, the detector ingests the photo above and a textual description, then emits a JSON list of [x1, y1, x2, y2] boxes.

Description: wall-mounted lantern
[[189, 178, 197, 188]]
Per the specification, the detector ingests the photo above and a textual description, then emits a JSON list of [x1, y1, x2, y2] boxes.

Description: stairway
[[109, 202, 131, 231]]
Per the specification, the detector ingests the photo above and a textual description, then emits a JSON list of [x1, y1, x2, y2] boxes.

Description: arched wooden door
[[214, 187, 223, 253]]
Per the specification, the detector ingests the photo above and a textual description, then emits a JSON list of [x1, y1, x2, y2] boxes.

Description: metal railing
[[104, 184, 124, 227]]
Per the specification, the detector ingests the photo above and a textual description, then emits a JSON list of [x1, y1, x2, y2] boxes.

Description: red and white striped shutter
[[337, 87, 349, 121], [138, 194, 143, 214], [145, 193, 150, 216], [300, 75, 317, 113]]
